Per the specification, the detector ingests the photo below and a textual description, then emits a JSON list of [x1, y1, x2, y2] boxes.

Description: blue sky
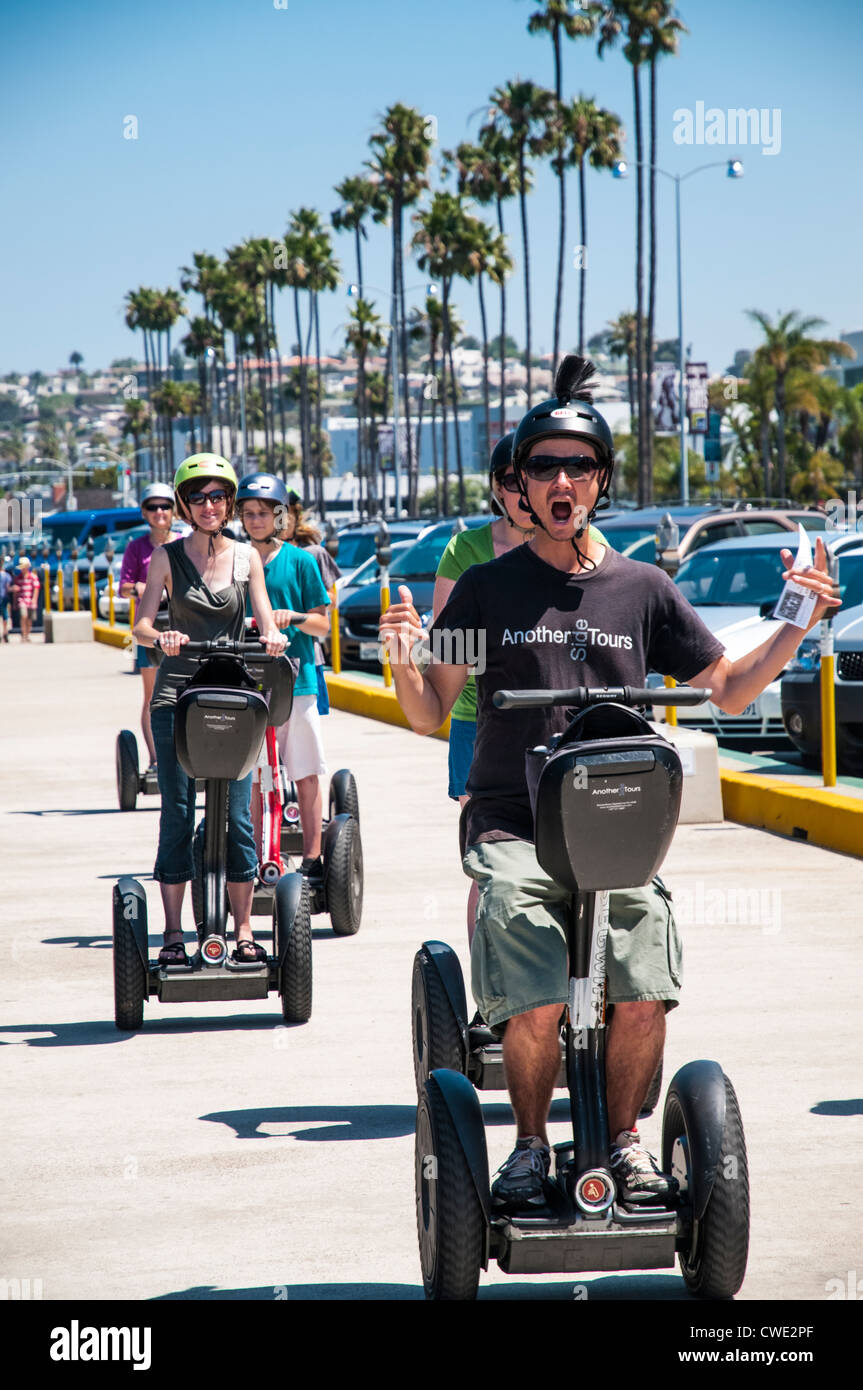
[[2, 0, 861, 378]]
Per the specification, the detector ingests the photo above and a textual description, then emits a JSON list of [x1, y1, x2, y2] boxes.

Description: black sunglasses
[[185, 488, 229, 505], [143, 502, 173, 513], [522, 454, 602, 482], [496, 471, 520, 494]]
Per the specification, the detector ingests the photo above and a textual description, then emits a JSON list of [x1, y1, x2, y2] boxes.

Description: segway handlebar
[[492, 685, 712, 710], [152, 636, 297, 661]]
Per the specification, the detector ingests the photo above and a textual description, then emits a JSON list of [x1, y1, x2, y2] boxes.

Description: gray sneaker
[[491, 1137, 551, 1212], [610, 1130, 677, 1204]]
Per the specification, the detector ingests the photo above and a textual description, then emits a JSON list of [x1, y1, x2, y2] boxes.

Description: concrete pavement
[[1, 637, 861, 1301]]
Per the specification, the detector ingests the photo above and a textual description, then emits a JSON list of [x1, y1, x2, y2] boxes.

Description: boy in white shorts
[[236, 473, 331, 876]]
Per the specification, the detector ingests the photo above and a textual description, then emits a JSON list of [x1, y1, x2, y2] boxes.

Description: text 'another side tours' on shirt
[[431, 544, 725, 846]]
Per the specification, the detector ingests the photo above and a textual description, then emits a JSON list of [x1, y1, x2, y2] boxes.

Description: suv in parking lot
[[335, 519, 434, 586], [600, 504, 829, 568]]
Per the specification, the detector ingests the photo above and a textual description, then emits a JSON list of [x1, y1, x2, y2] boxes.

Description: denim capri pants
[[150, 704, 258, 884]]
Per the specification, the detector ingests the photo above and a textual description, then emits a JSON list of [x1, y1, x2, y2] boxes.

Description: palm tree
[[645, 3, 687, 499], [461, 216, 513, 460], [443, 133, 519, 434], [414, 193, 471, 513], [120, 397, 152, 466], [837, 384, 863, 490], [346, 297, 385, 516], [332, 174, 388, 296], [607, 310, 640, 434], [598, 3, 652, 502], [484, 81, 554, 407], [746, 311, 853, 498], [180, 253, 229, 454], [181, 317, 220, 449], [527, 2, 600, 375], [69, 351, 84, 371], [368, 104, 435, 512]]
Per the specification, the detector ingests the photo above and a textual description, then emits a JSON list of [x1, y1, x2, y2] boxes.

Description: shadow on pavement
[[201, 1103, 418, 1142], [155, 1273, 691, 1300], [0, 1014, 286, 1046], [43, 935, 113, 949], [810, 1099, 863, 1115], [16, 807, 159, 817]]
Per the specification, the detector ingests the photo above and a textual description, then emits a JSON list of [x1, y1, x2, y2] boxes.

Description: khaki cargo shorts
[[463, 839, 682, 1030]]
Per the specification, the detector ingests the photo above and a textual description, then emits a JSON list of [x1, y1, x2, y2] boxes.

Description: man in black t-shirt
[[381, 356, 839, 1214]]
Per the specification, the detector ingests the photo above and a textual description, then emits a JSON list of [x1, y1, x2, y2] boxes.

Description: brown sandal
[[232, 938, 266, 963], [158, 931, 188, 965]]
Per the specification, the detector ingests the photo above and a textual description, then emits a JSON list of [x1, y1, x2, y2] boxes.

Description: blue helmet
[[236, 472, 291, 507]]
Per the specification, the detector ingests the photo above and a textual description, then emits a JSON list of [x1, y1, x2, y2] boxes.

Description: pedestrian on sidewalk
[[12, 557, 40, 642]]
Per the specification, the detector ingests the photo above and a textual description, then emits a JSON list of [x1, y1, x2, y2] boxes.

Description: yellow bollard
[[663, 674, 678, 727], [89, 570, 96, 621], [108, 571, 115, 627], [43, 564, 51, 613], [380, 574, 392, 688], [57, 568, 64, 614], [73, 569, 80, 612], [330, 582, 341, 674], [129, 594, 136, 632], [820, 620, 837, 787]]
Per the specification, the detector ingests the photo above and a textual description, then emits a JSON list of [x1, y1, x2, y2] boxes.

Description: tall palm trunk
[[395, 197, 415, 516], [447, 330, 465, 513], [775, 374, 788, 500], [552, 32, 565, 378], [645, 57, 658, 501], [497, 199, 507, 436], [429, 333, 440, 512], [271, 285, 288, 477], [314, 294, 324, 515], [293, 288, 310, 503], [577, 160, 588, 355], [518, 143, 533, 408], [478, 274, 491, 461], [440, 280, 451, 516], [632, 63, 647, 505]]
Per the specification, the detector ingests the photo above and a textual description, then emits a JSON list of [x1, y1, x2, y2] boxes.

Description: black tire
[[412, 948, 466, 1092], [116, 730, 139, 812], [415, 1081, 484, 1300], [663, 1075, 750, 1299], [326, 817, 363, 937], [329, 769, 360, 825], [113, 891, 146, 1031], [192, 820, 228, 941], [275, 875, 312, 1023], [639, 1058, 664, 1119]]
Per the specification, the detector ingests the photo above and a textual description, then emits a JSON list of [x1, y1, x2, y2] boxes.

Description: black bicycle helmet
[[236, 472, 291, 507], [488, 432, 517, 520], [511, 355, 614, 550]]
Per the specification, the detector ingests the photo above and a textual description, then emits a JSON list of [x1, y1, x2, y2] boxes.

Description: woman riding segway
[[132, 454, 286, 967], [235, 472, 332, 877]]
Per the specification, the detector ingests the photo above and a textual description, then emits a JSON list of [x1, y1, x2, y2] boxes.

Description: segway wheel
[[113, 888, 146, 1031], [329, 768, 360, 825], [326, 816, 363, 937], [275, 874, 312, 1023], [415, 1079, 485, 1300], [192, 820, 228, 941], [663, 1074, 750, 1299], [412, 947, 466, 1092], [116, 730, 139, 812]]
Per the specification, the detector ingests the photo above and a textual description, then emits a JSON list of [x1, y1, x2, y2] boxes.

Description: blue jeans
[[151, 705, 257, 884]]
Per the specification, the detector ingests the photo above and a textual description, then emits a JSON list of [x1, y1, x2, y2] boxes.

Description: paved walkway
[[1, 639, 861, 1300]]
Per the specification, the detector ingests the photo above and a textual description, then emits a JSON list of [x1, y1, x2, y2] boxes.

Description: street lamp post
[[613, 158, 743, 503], [348, 281, 437, 517]]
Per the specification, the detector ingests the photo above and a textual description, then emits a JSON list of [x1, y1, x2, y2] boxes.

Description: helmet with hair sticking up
[[511, 355, 614, 551]]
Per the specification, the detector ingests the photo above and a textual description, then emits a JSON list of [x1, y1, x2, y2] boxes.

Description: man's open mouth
[[550, 499, 573, 522]]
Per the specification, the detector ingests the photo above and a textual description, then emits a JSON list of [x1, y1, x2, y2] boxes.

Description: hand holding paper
[[775, 528, 841, 630]]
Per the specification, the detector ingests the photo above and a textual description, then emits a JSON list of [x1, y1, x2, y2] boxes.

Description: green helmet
[[173, 454, 238, 493]]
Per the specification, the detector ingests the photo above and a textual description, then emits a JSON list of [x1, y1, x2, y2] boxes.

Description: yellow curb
[[325, 672, 451, 742], [93, 621, 132, 650], [720, 768, 863, 858]]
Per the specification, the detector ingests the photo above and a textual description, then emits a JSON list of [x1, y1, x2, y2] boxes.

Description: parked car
[[781, 550, 863, 771], [338, 516, 489, 669], [93, 523, 191, 621], [324, 541, 412, 663], [651, 529, 863, 743], [30, 507, 147, 574], [599, 504, 829, 568], [334, 519, 434, 586]]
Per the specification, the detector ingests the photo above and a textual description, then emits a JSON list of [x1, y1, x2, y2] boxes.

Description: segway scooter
[[414, 685, 750, 1300], [112, 636, 313, 1030]]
